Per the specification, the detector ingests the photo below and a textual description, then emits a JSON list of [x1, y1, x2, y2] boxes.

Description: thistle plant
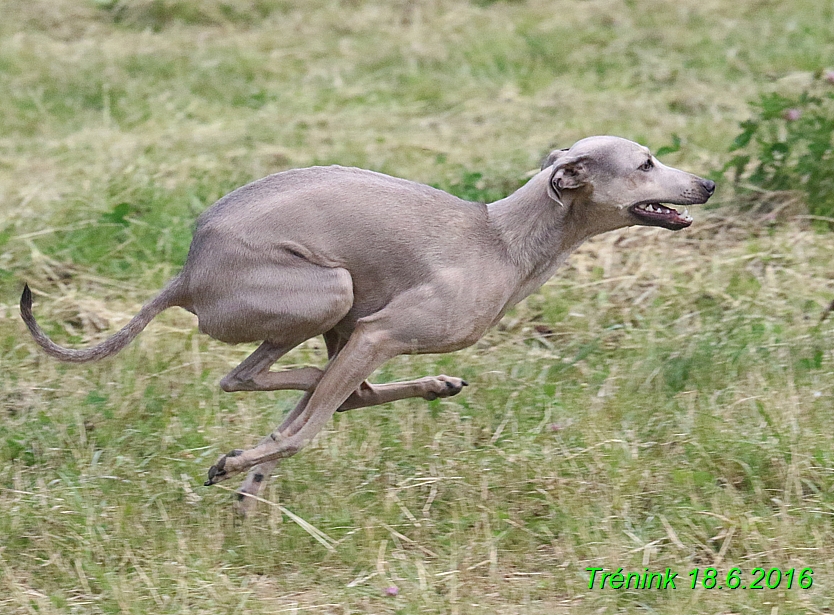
[[717, 71, 834, 220]]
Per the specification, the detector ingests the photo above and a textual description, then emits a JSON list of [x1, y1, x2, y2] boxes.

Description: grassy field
[[1, 0, 834, 612]]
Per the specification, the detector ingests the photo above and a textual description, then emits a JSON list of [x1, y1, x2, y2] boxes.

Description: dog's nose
[[701, 179, 716, 195]]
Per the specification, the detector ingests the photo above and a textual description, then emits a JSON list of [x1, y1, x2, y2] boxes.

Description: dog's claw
[[426, 375, 468, 400], [205, 463, 226, 486], [205, 449, 245, 485]]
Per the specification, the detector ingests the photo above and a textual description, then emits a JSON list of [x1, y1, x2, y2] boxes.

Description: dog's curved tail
[[20, 279, 183, 363]]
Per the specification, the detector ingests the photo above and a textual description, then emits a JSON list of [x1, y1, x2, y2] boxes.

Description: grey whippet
[[21, 136, 715, 514]]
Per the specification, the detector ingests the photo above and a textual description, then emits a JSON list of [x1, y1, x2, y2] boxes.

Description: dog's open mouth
[[629, 202, 693, 231]]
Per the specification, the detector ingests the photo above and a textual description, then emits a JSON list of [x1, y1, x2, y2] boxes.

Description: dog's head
[[541, 136, 715, 231]]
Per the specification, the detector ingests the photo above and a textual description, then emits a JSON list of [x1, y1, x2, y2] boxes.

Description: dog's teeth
[[647, 205, 655, 212]]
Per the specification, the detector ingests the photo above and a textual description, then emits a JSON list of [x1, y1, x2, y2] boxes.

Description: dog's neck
[[487, 170, 613, 304]]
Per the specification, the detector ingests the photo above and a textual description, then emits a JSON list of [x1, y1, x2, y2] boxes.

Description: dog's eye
[[639, 159, 654, 172]]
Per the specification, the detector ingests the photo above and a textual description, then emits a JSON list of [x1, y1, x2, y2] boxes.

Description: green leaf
[[729, 120, 758, 151], [656, 134, 681, 157], [757, 92, 794, 120]]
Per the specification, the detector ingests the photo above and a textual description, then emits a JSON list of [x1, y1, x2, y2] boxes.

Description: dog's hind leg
[[232, 372, 469, 513], [229, 336, 468, 514], [219, 341, 322, 392], [223, 341, 467, 409], [207, 322, 407, 485]]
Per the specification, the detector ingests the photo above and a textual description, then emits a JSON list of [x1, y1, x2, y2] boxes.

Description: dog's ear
[[547, 154, 589, 203], [540, 147, 569, 170]]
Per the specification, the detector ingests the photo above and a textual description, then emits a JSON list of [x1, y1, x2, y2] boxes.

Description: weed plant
[[717, 73, 834, 221]]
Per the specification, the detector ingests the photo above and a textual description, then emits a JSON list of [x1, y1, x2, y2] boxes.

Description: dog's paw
[[424, 375, 468, 400], [204, 449, 244, 486]]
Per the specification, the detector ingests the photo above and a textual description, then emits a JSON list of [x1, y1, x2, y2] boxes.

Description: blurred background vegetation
[[1, 0, 833, 613]]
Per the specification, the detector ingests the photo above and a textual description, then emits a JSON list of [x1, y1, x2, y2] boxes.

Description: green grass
[[2, 0, 834, 612]]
